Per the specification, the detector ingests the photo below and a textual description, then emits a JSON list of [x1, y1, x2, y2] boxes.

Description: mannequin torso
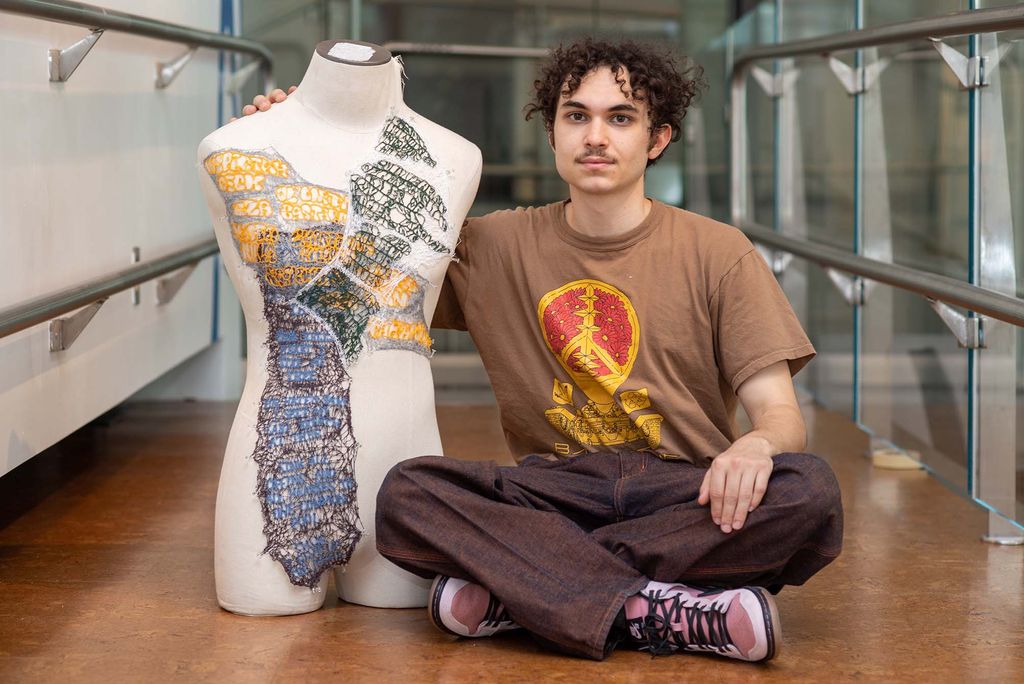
[[198, 41, 481, 615]]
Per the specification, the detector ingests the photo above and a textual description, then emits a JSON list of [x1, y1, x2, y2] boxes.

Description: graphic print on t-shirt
[[537, 279, 665, 454]]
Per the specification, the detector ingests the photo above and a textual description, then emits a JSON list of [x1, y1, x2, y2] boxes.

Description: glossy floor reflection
[[0, 400, 1021, 682]]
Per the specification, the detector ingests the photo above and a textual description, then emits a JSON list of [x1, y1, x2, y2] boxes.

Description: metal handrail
[[730, 4, 1024, 226], [0, 239, 218, 340], [0, 0, 273, 89], [733, 4, 1024, 70], [741, 222, 1024, 328], [383, 41, 549, 59]]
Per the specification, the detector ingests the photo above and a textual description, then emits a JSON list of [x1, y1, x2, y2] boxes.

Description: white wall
[[0, 2, 235, 475]]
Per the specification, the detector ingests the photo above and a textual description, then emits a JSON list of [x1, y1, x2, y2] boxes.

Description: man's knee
[[771, 452, 843, 518], [378, 456, 445, 507]]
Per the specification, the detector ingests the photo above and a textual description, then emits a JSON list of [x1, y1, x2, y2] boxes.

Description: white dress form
[[197, 40, 481, 615]]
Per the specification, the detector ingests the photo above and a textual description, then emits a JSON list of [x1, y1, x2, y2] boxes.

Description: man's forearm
[[735, 403, 807, 458]]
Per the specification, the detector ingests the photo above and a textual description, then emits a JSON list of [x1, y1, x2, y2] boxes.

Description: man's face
[[550, 66, 670, 198]]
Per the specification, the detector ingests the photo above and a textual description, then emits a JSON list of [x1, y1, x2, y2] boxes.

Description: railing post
[[730, 56, 749, 229], [857, 43, 899, 462]]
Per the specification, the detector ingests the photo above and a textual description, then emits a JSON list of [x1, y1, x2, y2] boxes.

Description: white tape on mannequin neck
[[328, 42, 375, 62]]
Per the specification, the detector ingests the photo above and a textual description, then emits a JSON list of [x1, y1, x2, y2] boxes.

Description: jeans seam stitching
[[613, 478, 624, 522], [376, 544, 449, 563]]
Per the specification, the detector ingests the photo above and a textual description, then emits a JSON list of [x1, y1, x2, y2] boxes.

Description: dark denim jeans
[[376, 451, 843, 660]]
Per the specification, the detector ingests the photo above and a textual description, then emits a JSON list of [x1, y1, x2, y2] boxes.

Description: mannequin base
[[218, 599, 326, 617], [334, 547, 430, 608], [215, 572, 330, 617]]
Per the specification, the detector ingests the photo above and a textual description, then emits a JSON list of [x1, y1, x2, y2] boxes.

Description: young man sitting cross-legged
[[245, 38, 843, 663]]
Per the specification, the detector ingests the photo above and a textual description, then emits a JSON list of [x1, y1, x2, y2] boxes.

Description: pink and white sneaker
[[428, 576, 522, 638], [622, 581, 781, 662]]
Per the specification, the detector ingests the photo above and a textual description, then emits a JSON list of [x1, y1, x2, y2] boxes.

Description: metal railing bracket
[[49, 28, 103, 82], [756, 245, 794, 277], [2, 0, 273, 91], [826, 269, 867, 306], [49, 299, 106, 352], [827, 55, 889, 95], [772, 249, 794, 277], [156, 264, 197, 305], [927, 298, 984, 348], [131, 247, 142, 306], [155, 46, 196, 89], [225, 60, 263, 95], [750, 65, 799, 98], [826, 269, 864, 306], [931, 39, 988, 89]]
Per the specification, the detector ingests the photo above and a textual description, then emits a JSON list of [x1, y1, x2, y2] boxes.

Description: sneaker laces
[[482, 594, 514, 629], [639, 589, 734, 656]]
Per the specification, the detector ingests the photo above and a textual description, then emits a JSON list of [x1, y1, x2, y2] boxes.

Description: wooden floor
[[0, 399, 1021, 682]]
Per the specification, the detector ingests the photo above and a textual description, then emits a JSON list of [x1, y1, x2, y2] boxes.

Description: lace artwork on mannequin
[[203, 117, 452, 587], [375, 116, 437, 167]]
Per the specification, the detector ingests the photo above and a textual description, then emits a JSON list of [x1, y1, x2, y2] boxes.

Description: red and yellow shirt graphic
[[537, 279, 664, 454]]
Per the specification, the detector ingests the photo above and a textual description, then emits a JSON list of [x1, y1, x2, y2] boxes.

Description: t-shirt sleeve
[[710, 249, 816, 391], [430, 217, 474, 331]]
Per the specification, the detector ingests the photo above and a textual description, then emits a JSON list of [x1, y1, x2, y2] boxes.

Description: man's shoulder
[[463, 202, 560, 244], [467, 202, 557, 229], [656, 203, 754, 258]]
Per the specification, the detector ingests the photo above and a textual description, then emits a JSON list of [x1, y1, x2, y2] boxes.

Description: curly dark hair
[[524, 38, 706, 166]]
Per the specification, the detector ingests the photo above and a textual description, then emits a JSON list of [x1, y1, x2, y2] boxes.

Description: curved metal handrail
[[741, 222, 1024, 328], [0, 238, 219, 340], [0, 0, 273, 89], [733, 4, 1024, 72], [382, 41, 549, 59]]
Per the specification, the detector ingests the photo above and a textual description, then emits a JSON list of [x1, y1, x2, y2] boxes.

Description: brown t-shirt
[[432, 199, 815, 466]]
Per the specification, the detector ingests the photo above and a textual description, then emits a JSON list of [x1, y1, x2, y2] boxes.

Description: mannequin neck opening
[[292, 42, 404, 132]]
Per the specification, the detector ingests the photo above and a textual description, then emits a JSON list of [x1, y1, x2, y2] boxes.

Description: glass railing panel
[[685, 1, 775, 223], [795, 267, 856, 416], [972, 23, 1024, 526], [875, 39, 971, 279], [863, 1, 969, 27], [862, 289, 970, 490], [1018, 334, 1024, 523], [686, 34, 730, 222], [780, 2, 855, 248], [240, 0, 339, 98], [768, 2, 857, 416], [779, 0, 856, 39], [781, 53, 857, 415], [781, 2, 856, 250], [1001, 36, 1024, 524], [740, 3, 780, 229], [857, 32, 971, 493]]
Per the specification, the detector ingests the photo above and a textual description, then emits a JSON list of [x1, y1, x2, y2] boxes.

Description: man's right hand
[[232, 85, 297, 121]]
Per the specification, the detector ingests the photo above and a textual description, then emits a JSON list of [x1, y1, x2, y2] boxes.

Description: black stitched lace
[[639, 589, 734, 656]]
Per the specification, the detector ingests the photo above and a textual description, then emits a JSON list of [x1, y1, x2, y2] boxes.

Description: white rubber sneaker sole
[[428, 575, 521, 638]]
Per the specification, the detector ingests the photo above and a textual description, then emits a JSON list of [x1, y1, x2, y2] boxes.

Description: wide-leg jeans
[[375, 451, 843, 660]]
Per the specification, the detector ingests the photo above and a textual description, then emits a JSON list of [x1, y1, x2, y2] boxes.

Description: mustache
[[575, 147, 612, 162]]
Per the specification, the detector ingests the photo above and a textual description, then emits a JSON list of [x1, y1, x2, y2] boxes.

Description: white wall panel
[[0, 1, 226, 474]]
